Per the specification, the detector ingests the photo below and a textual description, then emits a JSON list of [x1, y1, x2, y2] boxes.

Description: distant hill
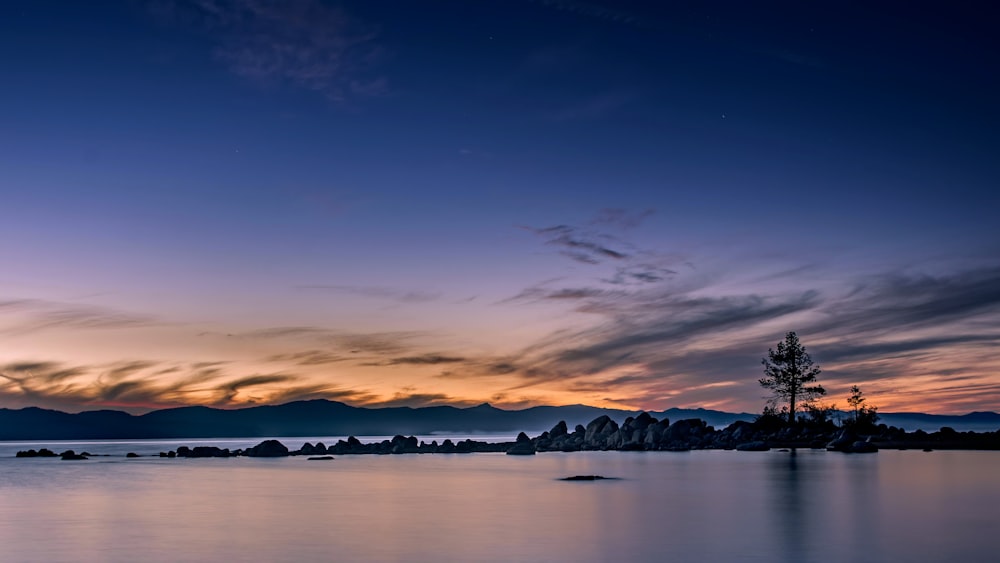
[[0, 400, 995, 440], [876, 411, 1000, 433]]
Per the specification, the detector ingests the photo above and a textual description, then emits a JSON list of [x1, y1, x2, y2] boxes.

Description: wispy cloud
[[819, 267, 1000, 336], [388, 354, 466, 366], [266, 350, 349, 366], [520, 210, 686, 287], [502, 284, 621, 304], [0, 298, 158, 334], [522, 224, 630, 263], [217, 373, 298, 403], [5, 252, 997, 415], [162, 0, 386, 101], [369, 391, 479, 409], [589, 208, 655, 230], [603, 264, 678, 285], [0, 359, 375, 412], [415, 249, 991, 413], [298, 284, 440, 303]]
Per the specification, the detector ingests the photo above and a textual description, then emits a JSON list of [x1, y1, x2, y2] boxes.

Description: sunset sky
[[1, 1, 998, 415]]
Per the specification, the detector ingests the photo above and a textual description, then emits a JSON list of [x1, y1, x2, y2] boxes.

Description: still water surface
[[1, 439, 997, 562]]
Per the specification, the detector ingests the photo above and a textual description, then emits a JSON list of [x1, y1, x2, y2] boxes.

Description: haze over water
[[2, 445, 997, 562]]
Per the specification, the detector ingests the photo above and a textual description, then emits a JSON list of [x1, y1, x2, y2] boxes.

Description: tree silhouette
[[847, 385, 865, 421], [846, 385, 879, 430], [759, 331, 826, 425]]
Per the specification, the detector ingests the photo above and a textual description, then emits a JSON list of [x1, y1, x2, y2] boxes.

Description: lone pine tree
[[759, 331, 826, 426]]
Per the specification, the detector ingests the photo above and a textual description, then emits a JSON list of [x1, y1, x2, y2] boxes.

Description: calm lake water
[[1, 438, 998, 562]]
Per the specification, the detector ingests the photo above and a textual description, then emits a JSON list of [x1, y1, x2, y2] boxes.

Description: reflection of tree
[[846, 455, 880, 556], [768, 451, 883, 562], [769, 451, 806, 563]]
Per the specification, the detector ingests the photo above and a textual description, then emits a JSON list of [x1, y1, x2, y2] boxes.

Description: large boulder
[[663, 419, 708, 445], [584, 415, 612, 442], [620, 414, 656, 449], [632, 412, 657, 431], [643, 419, 670, 448], [390, 435, 419, 454], [584, 415, 620, 449], [726, 421, 754, 443], [549, 420, 569, 438], [506, 441, 536, 455], [247, 440, 289, 457]]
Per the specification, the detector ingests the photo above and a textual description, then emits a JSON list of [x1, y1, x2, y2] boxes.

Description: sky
[[1, 0, 998, 415]]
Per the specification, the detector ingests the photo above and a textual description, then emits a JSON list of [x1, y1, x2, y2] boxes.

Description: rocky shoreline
[[14, 412, 1000, 460]]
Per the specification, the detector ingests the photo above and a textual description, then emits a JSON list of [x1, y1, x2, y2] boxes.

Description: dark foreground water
[[1, 439, 997, 562]]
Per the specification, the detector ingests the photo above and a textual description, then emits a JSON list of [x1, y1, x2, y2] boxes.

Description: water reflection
[[768, 450, 808, 562], [0, 449, 997, 562]]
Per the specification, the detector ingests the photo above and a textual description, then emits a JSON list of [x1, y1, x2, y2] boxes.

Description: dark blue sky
[[1, 1, 998, 414]]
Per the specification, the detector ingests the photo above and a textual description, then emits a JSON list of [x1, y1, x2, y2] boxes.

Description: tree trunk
[[789, 391, 796, 426], [788, 353, 797, 426]]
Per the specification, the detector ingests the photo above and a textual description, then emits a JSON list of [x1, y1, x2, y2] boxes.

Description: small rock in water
[[560, 475, 616, 481], [307, 456, 334, 461]]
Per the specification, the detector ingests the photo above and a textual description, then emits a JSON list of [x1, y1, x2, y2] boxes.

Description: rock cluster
[[176, 446, 237, 458], [314, 435, 509, 455], [505, 432, 536, 455], [530, 413, 719, 452], [13, 413, 1000, 461], [15, 448, 58, 458], [15, 448, 91, 460]]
